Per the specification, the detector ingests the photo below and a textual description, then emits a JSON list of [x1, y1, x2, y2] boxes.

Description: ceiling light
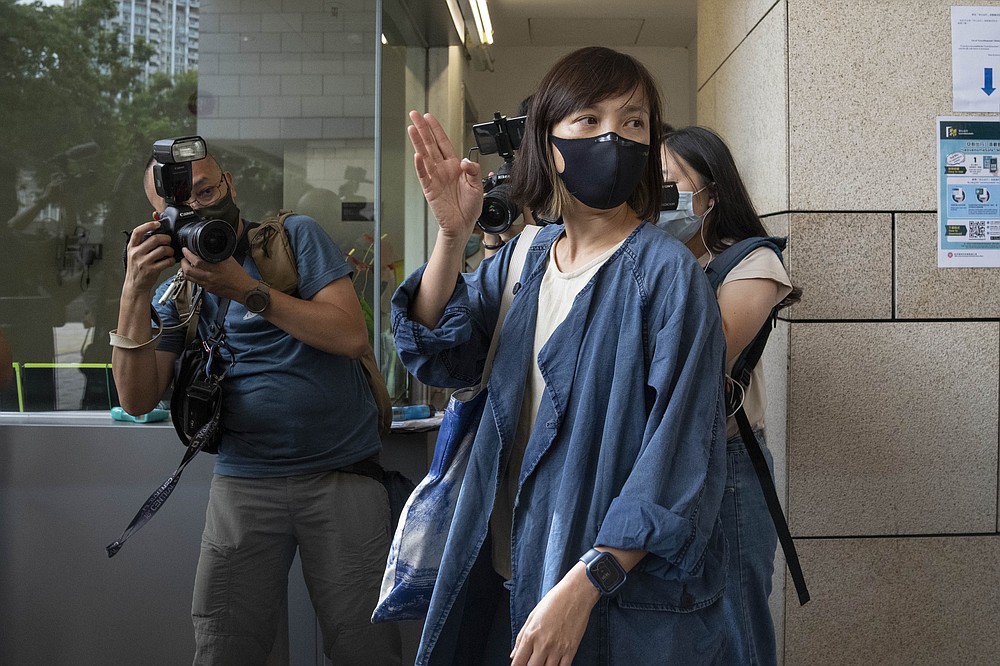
[[444, 0, 466, 45], [476, 0, 493, 45]]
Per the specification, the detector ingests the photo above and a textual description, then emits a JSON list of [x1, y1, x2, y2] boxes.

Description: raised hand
[[407, 110, 482, 240]]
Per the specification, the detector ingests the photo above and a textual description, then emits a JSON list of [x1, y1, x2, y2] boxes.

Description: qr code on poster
[[969, 220, 986, 240]]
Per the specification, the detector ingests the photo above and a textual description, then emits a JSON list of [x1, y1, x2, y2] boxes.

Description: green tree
[[0, 0, 151, 185]]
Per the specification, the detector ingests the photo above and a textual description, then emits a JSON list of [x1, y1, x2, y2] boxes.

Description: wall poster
[[938, 117, 1000, 267]]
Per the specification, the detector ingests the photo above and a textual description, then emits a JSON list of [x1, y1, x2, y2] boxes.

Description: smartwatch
[[244, 281, 270, 314], [580, 548, 627, 596]]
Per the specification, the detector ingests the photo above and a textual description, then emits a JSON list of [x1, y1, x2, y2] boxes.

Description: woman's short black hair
[[510, 47, 663, 222], [661, 126, 769, 252]]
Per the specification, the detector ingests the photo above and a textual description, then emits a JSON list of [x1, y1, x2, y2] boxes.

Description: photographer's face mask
[[549, 132, 649, 210], [656, 185, 712, 243], [197, 183, 241, 231]]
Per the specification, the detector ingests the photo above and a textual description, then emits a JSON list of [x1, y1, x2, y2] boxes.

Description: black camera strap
[[105, 397, 223, 557], [106, 224, 253, 558]]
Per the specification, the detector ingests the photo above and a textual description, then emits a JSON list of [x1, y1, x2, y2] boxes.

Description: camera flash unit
[[153, 136, 207, 164]]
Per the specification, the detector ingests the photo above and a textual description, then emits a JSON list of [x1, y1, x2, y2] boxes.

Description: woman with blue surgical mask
[[657, 182, 713, 243], [660, 125, 801, 666], [392, 48, 730, 665]]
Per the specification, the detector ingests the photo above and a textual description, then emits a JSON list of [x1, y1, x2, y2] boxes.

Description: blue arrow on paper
[[984, 68, 996, 96]]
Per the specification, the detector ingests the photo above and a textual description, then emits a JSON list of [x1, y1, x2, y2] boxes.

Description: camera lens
[[477, 185, 520, 235], [180, 219, 237, 263]]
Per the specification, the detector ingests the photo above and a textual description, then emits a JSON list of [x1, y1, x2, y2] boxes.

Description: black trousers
[[430, 533, 513, 666]]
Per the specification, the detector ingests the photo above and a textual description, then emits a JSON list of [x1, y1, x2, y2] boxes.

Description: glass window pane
[[1, 0, 380, 412]]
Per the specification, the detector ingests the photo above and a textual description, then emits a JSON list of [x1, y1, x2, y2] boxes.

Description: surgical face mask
[[549, 132, 650, 210], [656, 186, 710, 243], [197, 186, 241, 231]]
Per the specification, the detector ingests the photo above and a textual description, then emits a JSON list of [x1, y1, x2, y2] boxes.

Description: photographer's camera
[[145, 136, 237, 263]]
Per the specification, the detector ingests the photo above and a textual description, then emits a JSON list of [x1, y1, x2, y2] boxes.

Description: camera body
[[473, 113, 527, 235], [145, 136, 237, 263]]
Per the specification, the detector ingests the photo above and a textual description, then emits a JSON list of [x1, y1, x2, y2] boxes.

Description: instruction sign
[[952, 6, 1000, 112], [938, 117, 1000, 267]]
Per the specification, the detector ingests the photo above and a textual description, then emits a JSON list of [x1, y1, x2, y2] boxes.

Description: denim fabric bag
[[372, 225, 539, 623]]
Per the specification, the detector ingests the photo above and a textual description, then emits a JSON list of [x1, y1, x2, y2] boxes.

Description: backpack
[[705, 236, 811, 606], [174, 210, 393, 441]]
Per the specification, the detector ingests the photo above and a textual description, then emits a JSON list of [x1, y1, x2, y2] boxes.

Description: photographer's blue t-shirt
[[153, 214, 381, 478]]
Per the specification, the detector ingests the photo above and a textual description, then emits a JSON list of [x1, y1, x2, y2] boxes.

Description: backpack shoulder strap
[[707, 236, 788, 393], [249, 210, 299, 294], [704, 236, 786, 291], [708, 236, 810, 606]]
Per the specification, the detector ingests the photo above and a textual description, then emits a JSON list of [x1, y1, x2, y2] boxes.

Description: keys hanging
[[158, 269, 186, 304]]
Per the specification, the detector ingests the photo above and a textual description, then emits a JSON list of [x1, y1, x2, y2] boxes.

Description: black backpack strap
[[707, 236, 809, 604], [727, 308, 777, 407], [733, 406, 810, 606], [704, 236, 786, 291]]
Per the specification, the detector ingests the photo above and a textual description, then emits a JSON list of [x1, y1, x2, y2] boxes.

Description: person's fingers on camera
[[41, 173, 66, 199], [129, 220, 163, 247], [180, 249, 248, 300]]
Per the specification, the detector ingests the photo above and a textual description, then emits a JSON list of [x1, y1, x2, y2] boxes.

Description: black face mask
[[198, 188, 241, 230], [549, 132, 650, 210]]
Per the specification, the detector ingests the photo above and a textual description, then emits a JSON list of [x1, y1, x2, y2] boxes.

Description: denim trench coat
[[391, 222, 729, 664]]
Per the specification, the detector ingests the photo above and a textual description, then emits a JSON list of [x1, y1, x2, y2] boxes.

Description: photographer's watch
[[580, 548, 627, 596], [244, 281, 270, 314]]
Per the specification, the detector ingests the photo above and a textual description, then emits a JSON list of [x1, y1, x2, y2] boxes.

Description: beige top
[[699, 247, 793, 439], [490, 237, 624, 580]]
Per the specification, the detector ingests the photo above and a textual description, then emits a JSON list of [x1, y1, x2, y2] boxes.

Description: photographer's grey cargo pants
[[191, 469, 401, 666]]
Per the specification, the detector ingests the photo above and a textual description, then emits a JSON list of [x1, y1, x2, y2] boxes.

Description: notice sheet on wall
[[951, 6, 1000, 113], [938, 117, 1000, 267]]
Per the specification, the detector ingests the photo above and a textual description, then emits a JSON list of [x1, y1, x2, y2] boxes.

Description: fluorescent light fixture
[[468, 0, 485, 45], [476, 0, 493, 45], [444, 0, 466, 45]]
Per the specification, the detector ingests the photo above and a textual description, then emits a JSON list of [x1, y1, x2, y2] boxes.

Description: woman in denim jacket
[[392, 47, 730, 665]]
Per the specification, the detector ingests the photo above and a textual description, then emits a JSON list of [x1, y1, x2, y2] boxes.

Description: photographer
[[112, 148, 401, 665]]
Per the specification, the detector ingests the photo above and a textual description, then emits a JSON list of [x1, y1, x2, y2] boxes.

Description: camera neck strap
[[106, 221, 256, 558], [105, 395, 223, 557]]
